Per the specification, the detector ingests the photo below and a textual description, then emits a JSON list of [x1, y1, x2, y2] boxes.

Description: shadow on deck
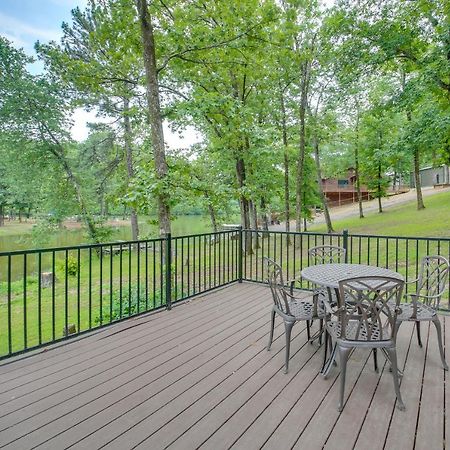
[[0, 282, 448, 449]]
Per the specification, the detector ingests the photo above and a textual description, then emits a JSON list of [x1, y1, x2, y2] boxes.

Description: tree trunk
[[313, 136, 334, 233], [413, 147, 425, 210], [235, 156, 252, 254], [354, 114, 364, 218], [0, 204, 4, 227], [260, 197, 269, 232], [123, 97, 140, 241], [136, 0, 171, 236], [249, 200, 260, 249], [280, 90, 290, 234], [207, 201, 218, 233], [377, 162, 383, 213], [295, 61, 310, 232], [402, 71, 425, 210]]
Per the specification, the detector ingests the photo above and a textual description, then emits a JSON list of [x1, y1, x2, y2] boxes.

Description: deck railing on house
[[1, 228, 449, 359]]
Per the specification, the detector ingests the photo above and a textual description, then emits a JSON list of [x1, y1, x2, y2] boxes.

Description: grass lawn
[[310, 190, 450, 237]]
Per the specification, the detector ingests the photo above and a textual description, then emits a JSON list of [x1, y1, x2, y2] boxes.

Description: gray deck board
[[0, 282, 448, 450]]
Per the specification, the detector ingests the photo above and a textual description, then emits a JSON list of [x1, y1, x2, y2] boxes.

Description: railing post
[[165, 233, 172, 310], [343, 229, 349, 263], [238, 226, 243, 283]]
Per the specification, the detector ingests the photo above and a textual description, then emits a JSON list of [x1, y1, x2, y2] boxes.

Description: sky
[[0, 0, 201, 147]]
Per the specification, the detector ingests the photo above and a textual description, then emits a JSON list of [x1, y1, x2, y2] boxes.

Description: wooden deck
[[0, 282, 448, 450]]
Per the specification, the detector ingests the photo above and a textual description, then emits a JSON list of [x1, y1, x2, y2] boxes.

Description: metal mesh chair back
[[337, 277, 404, 342], [264, 257, 291, 315], [416, 256, 449, 308], [309, 245, 346, 265]]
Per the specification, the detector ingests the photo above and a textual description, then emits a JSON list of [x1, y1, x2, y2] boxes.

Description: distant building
[[410, 165, 450, 188], [321, 168, 370, 207]]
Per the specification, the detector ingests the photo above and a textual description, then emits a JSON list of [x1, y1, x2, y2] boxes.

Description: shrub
[[95, 286, 163, 324]]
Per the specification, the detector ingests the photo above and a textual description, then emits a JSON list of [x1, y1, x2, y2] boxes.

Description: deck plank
[[415, 318, 445, 449], [352, 321, 414, 450], [0, 283, 447, 450], [383, 322, 431, 449], [328, 320, 414, 450], [0, 288, 272, 448]]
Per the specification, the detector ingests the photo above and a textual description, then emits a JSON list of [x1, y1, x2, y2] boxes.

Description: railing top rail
[[0, 237, 164, 257], [241, 229, 450, 242]]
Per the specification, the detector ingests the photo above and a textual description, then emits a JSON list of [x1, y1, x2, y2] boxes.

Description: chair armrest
[[287, 276, 302, 295], [405, 278, 419, 284]]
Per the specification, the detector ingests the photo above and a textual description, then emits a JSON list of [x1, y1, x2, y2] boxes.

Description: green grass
[[310, 190, 450, 237]]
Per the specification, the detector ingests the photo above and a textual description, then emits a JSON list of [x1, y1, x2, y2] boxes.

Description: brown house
[[321, 168, 370, 207]]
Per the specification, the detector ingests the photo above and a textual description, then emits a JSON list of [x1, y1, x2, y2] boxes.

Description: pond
[[0, 215, 232, 253]]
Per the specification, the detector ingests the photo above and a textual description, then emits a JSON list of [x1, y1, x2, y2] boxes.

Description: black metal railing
[[241, 229, 450, 308], [1, 227, 449, 359], [0, 230, 239, 359]]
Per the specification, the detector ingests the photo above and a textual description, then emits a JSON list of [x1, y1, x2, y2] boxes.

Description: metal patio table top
[[300, 263, 404, 289]]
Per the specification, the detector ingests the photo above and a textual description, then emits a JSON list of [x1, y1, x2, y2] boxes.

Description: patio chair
[[325, 276, 405, 412], [290, 245, 347, 344], [395, 255, 449, 370], [265, 257, 326, 374]]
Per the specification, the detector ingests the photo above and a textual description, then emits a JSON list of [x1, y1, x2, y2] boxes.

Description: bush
[[95, 286, 163, 324], [58, 255, 78, 276]]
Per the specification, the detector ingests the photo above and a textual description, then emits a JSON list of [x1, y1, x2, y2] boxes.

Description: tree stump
[[41, 272, 55, 288]]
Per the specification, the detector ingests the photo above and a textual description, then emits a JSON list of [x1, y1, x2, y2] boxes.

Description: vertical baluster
[[386, 238, 389, 269], [358, 237, 362, 264], [100, 247, 103, 324], [208, 235, 212, 289], [109, 245, 113, 322], [128, 243, 132, 315], [7, 255, 12, 354], [174, 239, 178, 301], [395, 238, 399, 272], [187, 237, 191, 295], [405, 239, 409, 295], [119, 244, 123, 318], [23, 254, 27, 349], [89, 248, 92, 329], [38, 252, 42, 345], [77, 248, 81, 331], [137, 243, 140, 314], [65, 250, 69, 335], [376, 238, 379, 266], [160, 240, 163, 306], [145, 241, 149, 309], [52, 251, 56, 341], [153, 241, 156, 307]]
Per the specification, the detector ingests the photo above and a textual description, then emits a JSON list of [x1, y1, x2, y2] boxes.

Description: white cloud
[[0, 12, 61, 46]]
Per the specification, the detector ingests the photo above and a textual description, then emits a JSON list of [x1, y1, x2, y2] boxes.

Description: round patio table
[[300, 263, 404, 289], [300, 263, 404, 377]]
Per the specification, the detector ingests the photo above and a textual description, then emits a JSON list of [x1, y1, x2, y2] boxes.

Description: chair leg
[[432, 316, 449, 371], [373, 348, 378, 373], [322, 329, 328, 372], [267, 309, 276, 351], [284, 321, 295, 374], [416, 321, 423, 348], [338, 346, 351, 412], [386, 347, 405, 411], [306, 320, 311, 341], [318, 319, 323, 345]]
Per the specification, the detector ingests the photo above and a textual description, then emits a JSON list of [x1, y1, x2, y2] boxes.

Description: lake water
[[0, 215, 235, 253]]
